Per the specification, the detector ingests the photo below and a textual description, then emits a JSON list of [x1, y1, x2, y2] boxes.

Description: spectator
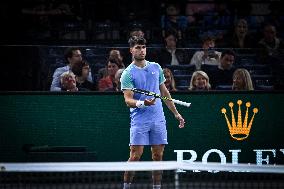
[[157, 31, 189, 67], [109, 49, 125, 68], [185, 1, 214, 25], [50, 47, 92, 91], [114, 68, 125, 92], [203, 49, 236, 89], [98, 59, 122, 91], [257, 24, 284, 63], [129, 28, 145, 38], [60, 71, 78, 91], [71, 60, 96, 91], [163, 68, 177, 92], [161, 4, 188, 40], [190, 36, 221, 70], [210, 3, 232, 28], [232, 68, 254, 91], [98, 49, 125, 80], [226, 19, 255, 49], [21, 1, 79, 40], [188, 71, 211, 91]]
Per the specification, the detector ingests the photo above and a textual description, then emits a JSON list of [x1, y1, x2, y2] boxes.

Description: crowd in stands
[[48, 31, 283, 91], [2, 0, 283, 44], [1, 0, 284, 91]]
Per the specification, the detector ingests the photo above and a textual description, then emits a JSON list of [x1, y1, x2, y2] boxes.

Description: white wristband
[[136, 100, 146, 108]]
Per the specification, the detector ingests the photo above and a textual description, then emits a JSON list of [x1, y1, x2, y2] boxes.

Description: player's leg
[[124, 123, 149, 188], [123, 145, 144, 189], [149, 120, 167, 189], [151, 144, 165, 189]]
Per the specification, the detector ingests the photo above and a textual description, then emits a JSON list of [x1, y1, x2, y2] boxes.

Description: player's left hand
[[144, 98, 156, 106], [175, 113, 185, 128]]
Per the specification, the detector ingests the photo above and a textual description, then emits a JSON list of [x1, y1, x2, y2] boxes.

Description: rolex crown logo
[[221, 100, 258, 141]]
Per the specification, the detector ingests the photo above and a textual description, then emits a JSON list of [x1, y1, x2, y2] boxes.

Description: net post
[[174, 169, 180, 189]]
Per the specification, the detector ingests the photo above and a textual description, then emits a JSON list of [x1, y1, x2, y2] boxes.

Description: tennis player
[[120, 36, 185, 189]]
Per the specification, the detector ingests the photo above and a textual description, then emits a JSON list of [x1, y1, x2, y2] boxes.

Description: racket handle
[[172, 99, 191, 107]]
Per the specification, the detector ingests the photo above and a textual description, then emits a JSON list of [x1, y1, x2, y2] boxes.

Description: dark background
[[0, 0, 283, 91]]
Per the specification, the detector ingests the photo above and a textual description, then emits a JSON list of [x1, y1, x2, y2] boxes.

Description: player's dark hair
[[128, 36, 147, 47]]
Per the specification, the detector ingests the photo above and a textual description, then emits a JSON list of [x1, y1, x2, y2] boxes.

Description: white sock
[[153, 185, 161, 189], [123, 183, 131, 189]]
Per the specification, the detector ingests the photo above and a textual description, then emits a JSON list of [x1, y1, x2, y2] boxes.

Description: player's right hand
[[175, 113, 185, 128]]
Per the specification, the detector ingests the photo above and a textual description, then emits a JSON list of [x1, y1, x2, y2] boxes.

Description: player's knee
[[152, 152, 163, 161], [129, 153, 141, 161]]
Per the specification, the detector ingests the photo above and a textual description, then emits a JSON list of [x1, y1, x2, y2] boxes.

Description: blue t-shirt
[[120, 61, 166, 125]]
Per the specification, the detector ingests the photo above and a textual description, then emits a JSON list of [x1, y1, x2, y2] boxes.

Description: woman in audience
[[232, 68, 254, 90], [188, 71, 211, 91], [163, 68, 177, 92], [113, 68, 125, 92], [226, 19, 255, 49], [109, 49, 125, 68], [98, 49, 125, 80], [72, 60, 96, 91], [98, 59, 121, 91], [60, 71, 78, 92]]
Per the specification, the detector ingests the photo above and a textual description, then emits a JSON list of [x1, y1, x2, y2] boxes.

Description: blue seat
[[236, 54, 257, 65], [176, 80, 188, 86], [165, 64, 195, 72], [252, 74, 274, 88], [201, 64, 218, 73], [255, 85, 274, 91], [90, 62, 105, 75], [241, 64, 272, 75], [176, 86, 189, 91], [173, 69, 193, 75], [215, 85, 232, 90], [174, 74, 191, 89], [238, 58, 257, 65], [88, 47, 108, 55]]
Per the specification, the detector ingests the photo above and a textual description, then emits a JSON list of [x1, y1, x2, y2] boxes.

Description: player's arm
[[123, 89, 155, 108], [160, 83, 185, 128], [123, 89, 138, 108], [121, 69, 155, 108], [159, 83, 178, 115]]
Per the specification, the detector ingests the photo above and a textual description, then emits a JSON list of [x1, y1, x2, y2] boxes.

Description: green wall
[[0, 92, 283, 164]]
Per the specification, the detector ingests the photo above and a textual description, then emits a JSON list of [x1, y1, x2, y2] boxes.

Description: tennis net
[[1, 161, 284, 189]]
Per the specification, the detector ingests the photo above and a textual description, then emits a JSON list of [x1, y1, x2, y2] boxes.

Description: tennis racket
[[131, 88, 191, 107]]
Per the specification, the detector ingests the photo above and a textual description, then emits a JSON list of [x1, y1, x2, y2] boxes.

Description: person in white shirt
[[50, 47, 93, 91], [190, 36, 221, 70]]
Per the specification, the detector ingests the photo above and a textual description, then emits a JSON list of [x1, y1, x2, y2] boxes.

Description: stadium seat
[[215, 85, 232, 90], [252, 74, 274, 89], [173, 69, 193, 75], [236, 54, 257, 65], [255, 85, 274, 91], [165, 64, 195, 72], [174, 75, 191, 90], [176, 86, 189, 91], [241, 64, 272, 75]]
